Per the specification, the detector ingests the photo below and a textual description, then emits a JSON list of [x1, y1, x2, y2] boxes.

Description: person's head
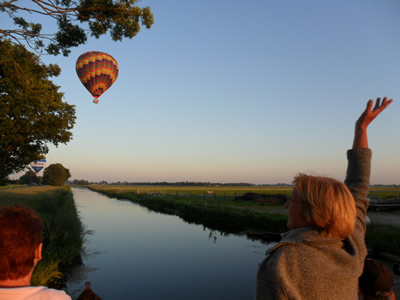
[[287, 173, 357, 239], [0, 206, 43, 281], [359, 258, 393, 300]]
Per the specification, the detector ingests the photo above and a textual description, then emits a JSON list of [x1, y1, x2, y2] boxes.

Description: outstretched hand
[[353, 97, 393, 149], [356, 97, 393, 130]]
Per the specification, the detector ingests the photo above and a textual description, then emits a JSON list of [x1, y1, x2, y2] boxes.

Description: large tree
[[0, 39, 76, 184], [42, 163, 71, 186], [0, 0, 154, 56]]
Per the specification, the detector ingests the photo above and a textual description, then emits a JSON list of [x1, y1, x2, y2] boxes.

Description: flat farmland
[[88, 185, 292, 212]]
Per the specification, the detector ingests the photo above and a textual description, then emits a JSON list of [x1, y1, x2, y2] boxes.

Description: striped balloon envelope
[[76, 51, 119, 104], [31, 158, 46, 173]]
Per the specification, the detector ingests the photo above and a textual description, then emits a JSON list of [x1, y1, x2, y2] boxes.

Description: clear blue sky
[[5, 0, 400, 184]]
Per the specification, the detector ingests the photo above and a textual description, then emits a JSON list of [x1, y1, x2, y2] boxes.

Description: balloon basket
[[93, 99, 99, 104]]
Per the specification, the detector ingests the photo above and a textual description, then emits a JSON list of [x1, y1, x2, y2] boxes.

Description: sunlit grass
[[0, 184, 26, 190], [368, 186, 400, 199], [0, 185, 62, 197], [89, 185, 291, 213], [91, 184, 293, 194]]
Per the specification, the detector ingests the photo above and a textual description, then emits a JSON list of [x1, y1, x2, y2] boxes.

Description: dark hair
[[0, 206, 43, 280], [359, 258, 393, 299]]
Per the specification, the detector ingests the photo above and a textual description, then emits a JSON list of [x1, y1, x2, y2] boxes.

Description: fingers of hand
[[382, 97, 394, 107], [367, 99, 374, 111], [373, 97, 381, 110], [372, 97, 393, 112]]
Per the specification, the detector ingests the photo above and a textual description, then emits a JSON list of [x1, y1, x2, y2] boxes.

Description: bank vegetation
[[89, 185, 400, 258]]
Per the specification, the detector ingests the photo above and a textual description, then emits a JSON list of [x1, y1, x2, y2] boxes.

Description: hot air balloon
[[76, 51, 119, 104], [31, 159, 46, 173]]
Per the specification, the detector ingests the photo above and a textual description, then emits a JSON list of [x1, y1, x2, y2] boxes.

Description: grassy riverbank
[[89, 185, 291, 236], [0, 186, 84, 288], [89, 185, 400, 257]]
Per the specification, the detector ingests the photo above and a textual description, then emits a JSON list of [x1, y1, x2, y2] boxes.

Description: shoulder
[[13, 286, 71, 300], [0, 286, 71, 300], [38, 287, 71, 300], [41, 287, 71, 299]]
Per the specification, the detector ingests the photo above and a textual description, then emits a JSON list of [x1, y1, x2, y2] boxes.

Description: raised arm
[[352, 97, 393, 149], [346, 97, 394, 244]]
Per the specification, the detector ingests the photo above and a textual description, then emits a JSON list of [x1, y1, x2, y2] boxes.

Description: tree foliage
[[0, 0, 154, 56], [19, 170, 41, 185], [0, 39, 76, 183], [42, 163, 71, 186], [73, 179, 89, 185]]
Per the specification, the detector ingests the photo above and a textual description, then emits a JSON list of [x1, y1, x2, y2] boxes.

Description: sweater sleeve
[[344, 148, 371, 245]]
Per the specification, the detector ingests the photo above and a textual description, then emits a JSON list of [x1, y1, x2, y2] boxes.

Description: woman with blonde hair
[[291, 173, 357, 239], [256, 97, 393, 300]]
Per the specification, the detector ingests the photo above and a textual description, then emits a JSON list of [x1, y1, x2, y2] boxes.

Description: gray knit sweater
[[256, 149, 370, 300]]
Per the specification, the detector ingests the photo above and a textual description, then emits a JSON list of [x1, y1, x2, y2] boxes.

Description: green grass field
[[89, 184, 291, 211], [89, 184, 400, 197], [90, 184, 293, 194], [368, 186, 400, 199], [88, 184, 400, 214]]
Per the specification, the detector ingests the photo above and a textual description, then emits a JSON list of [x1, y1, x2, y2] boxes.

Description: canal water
[[66, 188, 275, 300]]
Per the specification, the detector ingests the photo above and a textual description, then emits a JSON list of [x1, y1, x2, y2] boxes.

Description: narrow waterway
[[66, 188, 275, 300]]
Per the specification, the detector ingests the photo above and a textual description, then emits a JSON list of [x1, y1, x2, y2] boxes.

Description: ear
[[34, 243, 43, 265]]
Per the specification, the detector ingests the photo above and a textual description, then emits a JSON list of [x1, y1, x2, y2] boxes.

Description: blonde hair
[[293, 173, 356, 239]]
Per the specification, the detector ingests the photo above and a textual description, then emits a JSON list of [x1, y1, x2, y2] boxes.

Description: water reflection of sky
[[67, 188, 274, 300]]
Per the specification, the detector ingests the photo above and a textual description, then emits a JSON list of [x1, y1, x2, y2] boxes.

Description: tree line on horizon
[[69, 180, 293, 187]]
